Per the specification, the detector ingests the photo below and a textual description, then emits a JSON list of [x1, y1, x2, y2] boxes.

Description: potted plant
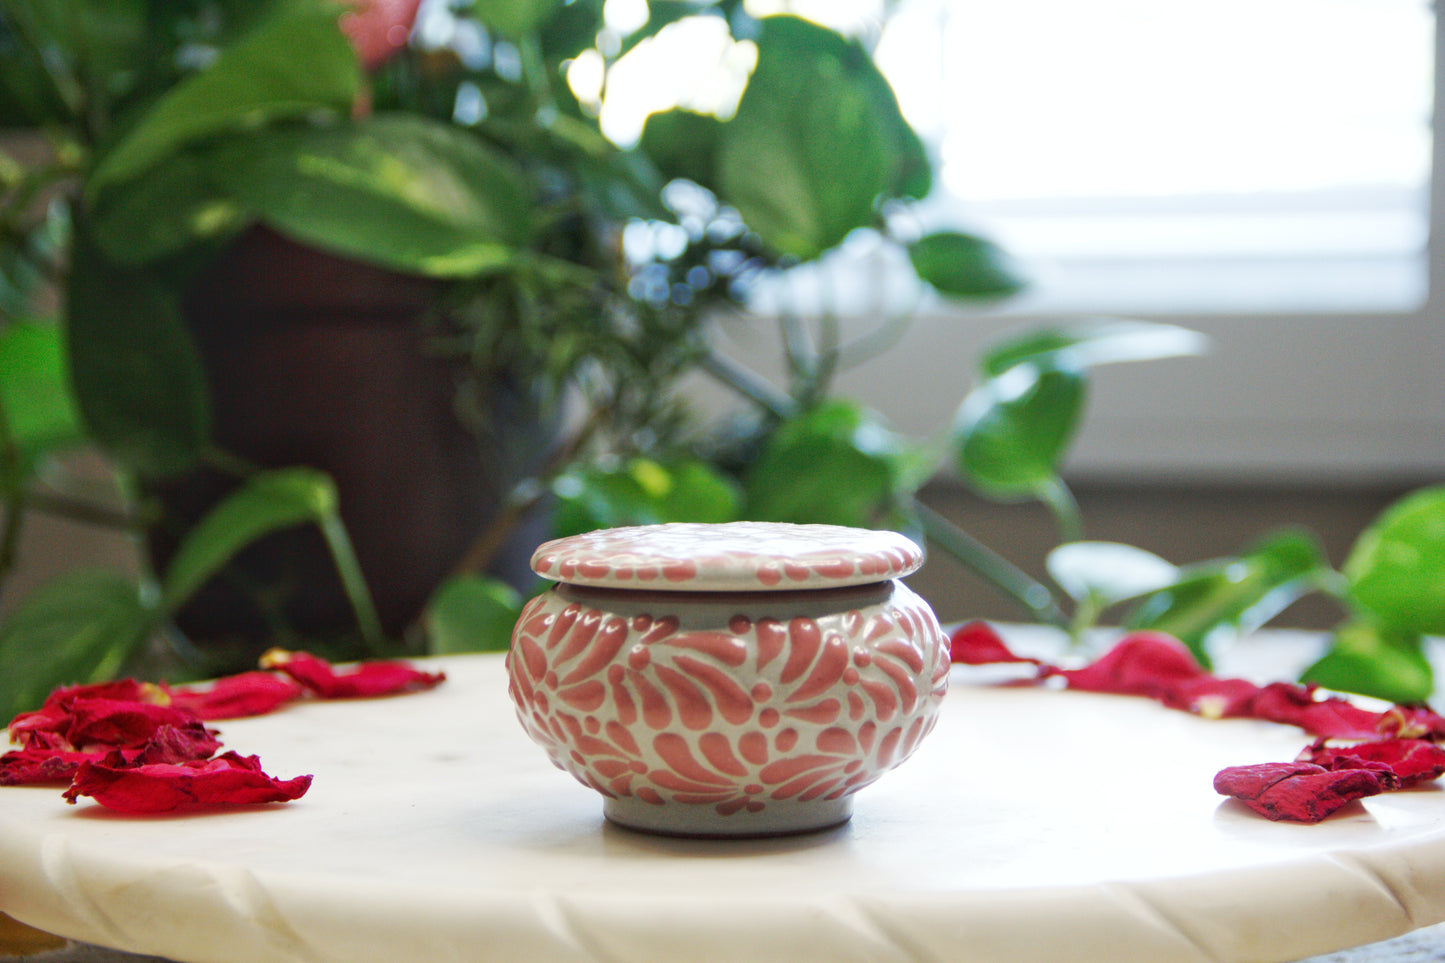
[[2, 0, 1443, 719], [0, 0, 1025, 693]]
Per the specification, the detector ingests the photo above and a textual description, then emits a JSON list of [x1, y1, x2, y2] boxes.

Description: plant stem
[[810, 310, 841, 403], [914, 499, 1067, 627], [698, 348, 797, 421], [449, 479, 546, 579], [316, 513, 386, 654], [1037, 475, 1084, 544]]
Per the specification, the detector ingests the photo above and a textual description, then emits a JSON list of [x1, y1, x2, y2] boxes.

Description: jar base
[[603, 795, 854, 838]]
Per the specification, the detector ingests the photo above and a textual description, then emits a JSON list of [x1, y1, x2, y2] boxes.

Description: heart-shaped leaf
[[0, 570, 156, 719], [65, 233, 210, 479], [1047, 541, 1179, 606], [207, 113, 532, 277], [425, 575, 523, 654], [1301, 619, 1433, 704], [1126, 528, 1329, 665], [160, 468, 339, 612], [1343, 486, 1445, 635], [88, 2, 361, 198], [908, 231, 1027, 301], [717, 16, 902, 260], [743, 400, 915, 527], [0, 320, 83, 475], [953, 361, 1084, 500]]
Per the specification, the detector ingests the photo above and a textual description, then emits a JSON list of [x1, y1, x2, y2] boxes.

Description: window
[[607, 0, 1444, 481], [876, 0, 1433, 315]]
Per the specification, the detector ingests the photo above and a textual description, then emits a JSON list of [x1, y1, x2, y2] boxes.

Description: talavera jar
[[506, 522, 949, 836]]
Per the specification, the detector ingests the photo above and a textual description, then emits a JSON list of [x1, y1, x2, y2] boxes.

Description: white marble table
[[3, 644, 1445, 963]]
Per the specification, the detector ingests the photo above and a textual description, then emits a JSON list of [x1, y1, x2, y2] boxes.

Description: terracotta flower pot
[[148, 227, 553, 664]]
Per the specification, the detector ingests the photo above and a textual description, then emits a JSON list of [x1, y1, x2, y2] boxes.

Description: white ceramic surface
[[507, 580, 949, 836], [3, 645, 1445, 963], [529, 522, 925, 592]]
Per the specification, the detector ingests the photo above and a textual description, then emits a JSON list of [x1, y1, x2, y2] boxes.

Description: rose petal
[[1301, 738, 1445, 789], [949, 621, 1040, 665], [1376, 704, 1445, 741], [260, 649, 445, 698], [63, 752, 312, 813], [1, 722, 224, 787], [42, 679, 167, 708], [169, 672, 305, 721], [1169, 675, 1263, 719], [0, 748, 98, 786], [1214, 761, 1384, 822], [60, 699, 209, 751], [1051, 632, 1208, 698], [125, 724, 225, 766], [10, 698, 207, 752], [1246, 683, 1389, 739]]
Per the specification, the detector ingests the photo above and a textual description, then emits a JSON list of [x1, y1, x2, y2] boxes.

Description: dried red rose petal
[[1169, 676, 1263, 719], [10, 698, 207, 752], [260, 649, 445, 698], [1301, 738, 1445, 789], [1375, 704, 1445, 741], [1214, 761, 1384, 822], [168, 672, 305, 721], [41, 679, 167, 708], [1, 724, 222, 787], [1050, 632, 1208, 699], [0, 748, 97, 786], [949, 621, 1041, 666], [63, 751, 312, 813], [62, 699, 209, 751]]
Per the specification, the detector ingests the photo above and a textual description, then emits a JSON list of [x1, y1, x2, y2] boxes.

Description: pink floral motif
[[530, 523, 925, 592], [506, 582, 948, 820]]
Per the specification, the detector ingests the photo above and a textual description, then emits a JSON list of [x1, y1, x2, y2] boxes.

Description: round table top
[[529, 522, 925, 591], [3, 640, 1445, 963]]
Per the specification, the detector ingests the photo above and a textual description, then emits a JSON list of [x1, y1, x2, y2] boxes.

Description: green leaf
[[0, 570, 156, 719], [1301, 619, 1433, 704], [88, 1, 361, 199], [1047, 541, 1178, 607], [208, 113, 532, 277], [953, 320, 1207, 501], [908, 231, 1028, 300], [573, 147, 670, 223], [717, 16, 900, 260], [953, 361, 1083, 500], [470, 0, 566, 39], [64, 230, 210, 478], [0, 320, 84, 473], [552, 457, 741, 536], [743, 400, 910, 527], [980, 319, 1208, 378], [159, 468, 338, 612], [1, 0, 148, 123], [0, 6, 73, 126], [425, 575, 522, 654], [1343, 485, 1445, 635], [638, 108, 725, 189], [538, 0, 606, 60], [90, 148, 246, 265], [1126, 529, 1329, 666]]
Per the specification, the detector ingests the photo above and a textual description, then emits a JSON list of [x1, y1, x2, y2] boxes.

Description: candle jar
[[506, 522, 949, 837]]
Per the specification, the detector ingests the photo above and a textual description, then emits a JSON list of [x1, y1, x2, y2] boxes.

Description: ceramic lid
[[530, 521, 924, 591]]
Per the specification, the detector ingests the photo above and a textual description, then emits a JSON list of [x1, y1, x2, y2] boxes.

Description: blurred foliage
[[1, 0, 1441, 718]]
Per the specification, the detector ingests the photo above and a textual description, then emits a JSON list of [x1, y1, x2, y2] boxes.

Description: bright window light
[[874, 0, 1434, 312]]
